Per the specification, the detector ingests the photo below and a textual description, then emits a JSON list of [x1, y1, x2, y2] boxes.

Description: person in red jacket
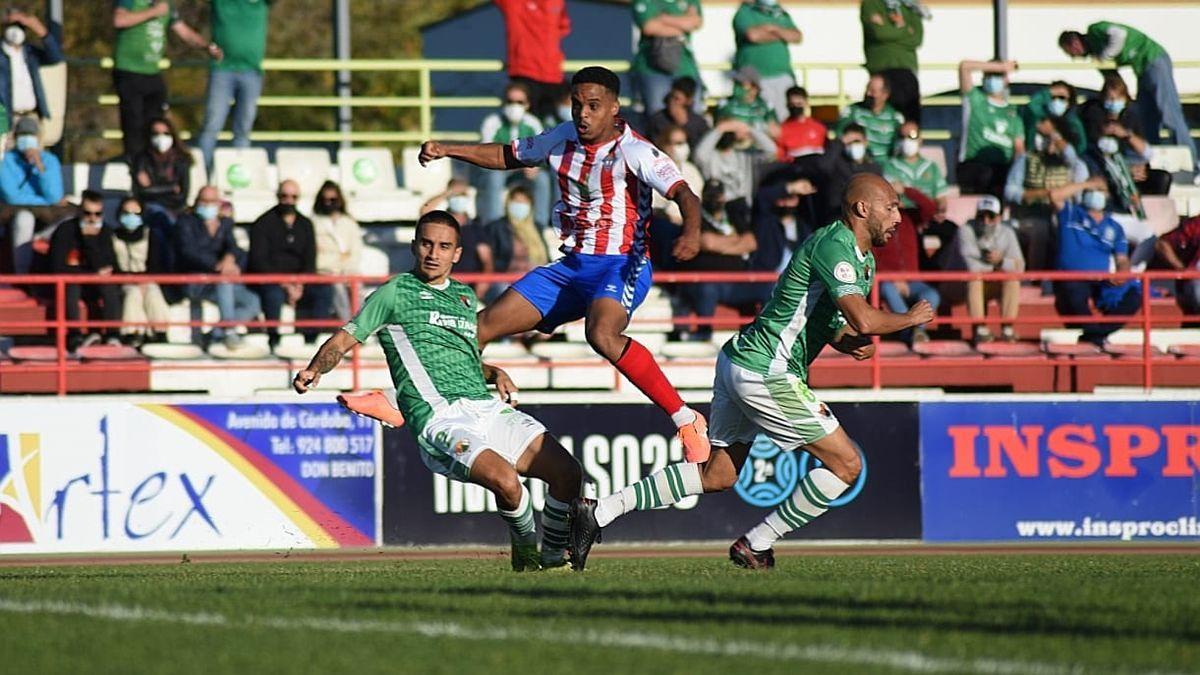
[[1155, 215, 1200, 315], [874, 184, 940, 343], [495, 0, 571, 119], [776, 85, 827, 160]]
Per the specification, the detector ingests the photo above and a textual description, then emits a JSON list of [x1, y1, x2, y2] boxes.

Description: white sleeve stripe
[[1100, 26, 1127, 61]]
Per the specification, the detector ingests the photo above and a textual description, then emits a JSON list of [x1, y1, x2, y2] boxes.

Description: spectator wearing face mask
[[776, 86, 826, 160], [1060, 22, 1200, 177], [957, 59, 1025, 198], [495, 0, 570, 120], [0, 8, 62, 133], [731, 0, 803, 122], [790, 122, 882, 224], [484, 185, 550, 303], [175, 185, 260, 350], [132, 116, 192, 243], [716, 66, 778, 136], [652, 124, 704, 226], [421, 178, 494, 299], [310, 180, 362, 321], [957, 195, 1024, 343], [1079, 72, 1170, 198], [883, 121, 947, 213], [47, 191, 122, 351], [693, 118, 776, 225], [111, 1, 213, 162], [1004, 116, 1100, 271], [476, 81, 550, 228], [249, 179, 326, 347], [750, 170, 815, 272], [835, 73, 905, 162], [111, 195, 170, 346], [643, 77, 710, 152], [1054, 189, 1142, 347], [1021, 80, 1086, 156], [0, 116, 69, 274]]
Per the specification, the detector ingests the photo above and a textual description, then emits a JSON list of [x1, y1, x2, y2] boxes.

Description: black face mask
[[278, 204, 296, 216], [863, 95, 877, 109], [787, 106, 805, 118], [716, 132, 738, 151], [703, 199, 725, 214], [315, 198, 340, 214]]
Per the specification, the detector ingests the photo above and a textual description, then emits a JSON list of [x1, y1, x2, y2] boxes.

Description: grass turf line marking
[[0, 598, 1181, 675]]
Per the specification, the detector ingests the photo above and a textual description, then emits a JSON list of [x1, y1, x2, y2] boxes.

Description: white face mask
[[672, 142, 690, 164], [845, 142, 867, 162], [1082, 190, 1107, 212], [447, 195, 471, 214], [506, 200, 532, 222], [151, 133, 173, 153], [4, 26, 25, 47], [502, 103, 526, 125], [900, 138, 920, 158], [1097, 136, 1120, 155]]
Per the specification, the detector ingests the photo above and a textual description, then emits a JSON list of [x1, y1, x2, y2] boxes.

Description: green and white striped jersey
[[342, 272, 492, 433], [723, 221, 874, 379]]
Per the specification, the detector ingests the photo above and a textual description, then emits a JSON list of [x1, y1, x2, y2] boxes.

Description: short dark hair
[[119, 194, 143, 211], [841, 122, 867, 138], [1058, 30, 1085, 50], [670, 76, 697, 98], [1049, 80, 1076, 105], [507, 184, 532, 202], [416, 210, 462, 246], [572, 66, 620, 97], [81, 189, 104, 205], [504, 80, 531, 100], [786, 85, 808, 99]]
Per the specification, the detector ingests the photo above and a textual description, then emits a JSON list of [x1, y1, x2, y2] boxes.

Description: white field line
[[0, 598, 1180, 675]]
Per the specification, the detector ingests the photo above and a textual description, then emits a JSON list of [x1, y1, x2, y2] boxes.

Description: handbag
[[646, 36, 684, 74]]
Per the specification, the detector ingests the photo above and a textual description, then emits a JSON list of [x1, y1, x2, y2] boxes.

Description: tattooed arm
[[293, 330, 360, 393]]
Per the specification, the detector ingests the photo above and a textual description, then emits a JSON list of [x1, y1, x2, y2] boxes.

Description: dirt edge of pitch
[[2, 540, 1199, 567]]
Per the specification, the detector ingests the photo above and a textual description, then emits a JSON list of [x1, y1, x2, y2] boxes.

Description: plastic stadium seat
[[401, 145, 451, 198], [912, 340, 975, 357], [187, 147, 207, 204], [876, 341, 913, 357], [276, 147, 334, 214], [1169, 344, 1200, 358], [1149, 145, 1195, 174], [338, 147, 422, 222], [1167, 184, 1200, 218], [945, 194, 988, 226], [0, 288, 28, 303], [1043, 342, 1103, 357], [358, 245, 391, 277], [272, 334, 315, 361], [1139, 196, 1180, 237], [975, 341, 1041, 357], [659, 341, 717, 359], [101, 162, 132, 193], [483, 342, 531, 359], [77, 344, 143, 361], [8, 346, 64, 361], [213, 147, 277, 221], [530, 342, 600, 360], [1104, 343, 1164, 359], [39, 61, 65, 146], [139, 343, 205, 360], [918, 145, 947, 178]]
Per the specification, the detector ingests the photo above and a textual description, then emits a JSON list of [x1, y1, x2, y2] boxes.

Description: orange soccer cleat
[[677, 411, 710, 463], [337, 390, 406, 428]]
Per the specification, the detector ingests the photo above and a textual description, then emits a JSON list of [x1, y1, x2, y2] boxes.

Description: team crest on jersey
[[453, 439, 471, 455], [834, 261, 857, 283], [459, 295, 472, 308]]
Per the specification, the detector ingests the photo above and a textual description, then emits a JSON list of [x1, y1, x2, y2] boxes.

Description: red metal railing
[[1, 269, 1197, 395]]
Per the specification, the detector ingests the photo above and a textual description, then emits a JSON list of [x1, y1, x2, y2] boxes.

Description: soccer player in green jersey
[[569, 174, 933, 570], [293, 211, 582, 571]]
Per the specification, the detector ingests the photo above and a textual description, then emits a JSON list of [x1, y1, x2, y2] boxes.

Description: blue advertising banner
[[920, 401, 1200, 542]]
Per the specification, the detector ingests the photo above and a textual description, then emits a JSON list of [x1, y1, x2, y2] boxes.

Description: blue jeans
[[256, 283, 335, 345], [197, 69, 264, 169], [1138, 54, 1199, 167], [475, 167, 552, 229], [1054, 280, 1142, 346], [187, 282, 261, 343], [880, 280, 941, 342], [632, 69, 706, 117]]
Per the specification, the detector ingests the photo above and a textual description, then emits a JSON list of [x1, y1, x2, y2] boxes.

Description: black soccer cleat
[[729, 536, 775, 570], [568, 497, 602, 571]]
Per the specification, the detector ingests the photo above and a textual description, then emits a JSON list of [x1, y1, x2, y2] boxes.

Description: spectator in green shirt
[[731, 0, 803, 122], [860, 0, 929, 124], [883, 120, 947, 214], [631, 0, 704, 116], [957, 59, 1025, 198], [196, 0, 272, 171], [835, 74, 905, 162], [111, 1, 213, 162], [1060, 22, 1199, 174], [1020, 80, 1087, 157], [715, 66, 778, 136]]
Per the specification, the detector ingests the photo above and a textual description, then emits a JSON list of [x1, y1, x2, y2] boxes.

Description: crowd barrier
[[2, 269, 1199, 395]]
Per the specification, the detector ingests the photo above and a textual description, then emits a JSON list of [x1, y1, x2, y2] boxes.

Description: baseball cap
[[732, 65, 761, 87], [976, 195, 1002, 215]]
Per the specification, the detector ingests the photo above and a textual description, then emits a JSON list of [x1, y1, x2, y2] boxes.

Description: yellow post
[[419, 66, 432, 141]]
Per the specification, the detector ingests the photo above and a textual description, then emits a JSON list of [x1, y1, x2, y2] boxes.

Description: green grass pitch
[[1, 553, 1198, 674]]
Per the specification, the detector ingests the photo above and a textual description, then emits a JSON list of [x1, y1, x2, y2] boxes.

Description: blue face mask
[[1104, 98, 1127, 115], [196, 204, 220, 221], [15, 135, 37, 152], [506, 200, 532, 222], [119, 212, 142, 230], [982, 76, 1006, 96], [447, 195, 471, 214], [1047, 97, 1069, 117], [1082, 190, 1107, 212]]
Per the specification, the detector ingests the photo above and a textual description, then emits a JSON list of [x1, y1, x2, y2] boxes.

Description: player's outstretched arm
[[418, 140, 523, 171], [670, 183, 702, 261], [836, 293, 934, 337], [293, 330, 360, 393]]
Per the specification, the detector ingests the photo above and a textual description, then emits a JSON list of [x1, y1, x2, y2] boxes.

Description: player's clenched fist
[[672, 230, 700, 261], [418, 141, 447, 166], [906, 299, 934, 326]]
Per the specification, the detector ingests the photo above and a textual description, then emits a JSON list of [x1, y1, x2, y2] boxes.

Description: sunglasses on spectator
[[81, 209, 104, 218], [277, 192, 299, 200], [505, 98, 528, 105]]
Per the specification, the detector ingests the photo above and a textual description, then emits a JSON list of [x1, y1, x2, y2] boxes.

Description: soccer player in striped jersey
[[569, 175, 934, 570], [418, 66, 712, 463], [294, 211, 582, 571]]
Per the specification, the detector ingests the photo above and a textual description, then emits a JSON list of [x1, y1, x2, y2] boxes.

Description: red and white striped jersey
[[511, 119, 685, 256]]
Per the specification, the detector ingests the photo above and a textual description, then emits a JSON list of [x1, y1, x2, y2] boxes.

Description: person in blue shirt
[[0, 116, 71, 273], [1053, 190, 1141, 347]]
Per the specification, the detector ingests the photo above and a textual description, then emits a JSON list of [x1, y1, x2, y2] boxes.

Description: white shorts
[[708, 351, 841, 451], [416, 398, 546, 481]]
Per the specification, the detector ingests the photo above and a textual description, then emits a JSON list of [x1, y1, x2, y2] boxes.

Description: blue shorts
[[511, 252, 653, 333]]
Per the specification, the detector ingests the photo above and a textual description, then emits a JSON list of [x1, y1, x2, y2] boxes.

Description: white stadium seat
[[1149, 145, 1195, 174], [276, 147, 334, 215], [100, 162, 132, 193], [338, 147, 422, 222], [213, 147, 277, 222], [187, 147, 207, 205], [918, 144, 948, 178], [401, 145, 452, 198]]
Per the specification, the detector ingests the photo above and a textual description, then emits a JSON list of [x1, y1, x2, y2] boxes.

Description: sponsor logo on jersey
[[833, 261, 857, 283], [459, 294, 472, 308]]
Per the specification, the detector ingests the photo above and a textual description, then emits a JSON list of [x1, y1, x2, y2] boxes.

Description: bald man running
[[569, 174, 934, 570]]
